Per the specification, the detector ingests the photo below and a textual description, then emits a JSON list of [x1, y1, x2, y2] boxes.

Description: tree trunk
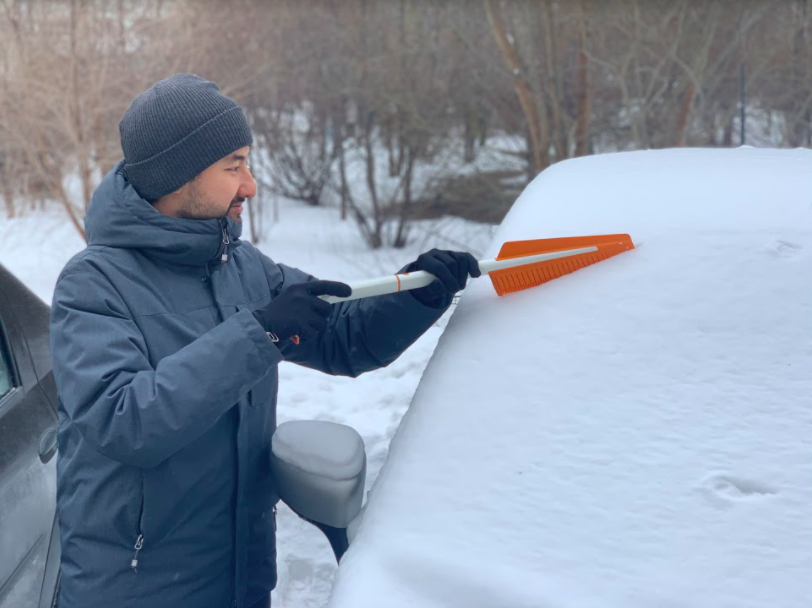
[[363, 111, 383, 249], [463, 106, 476, 162], [393, 146, 415, 248], [541, 0, 565, 161], [486, 0, 547, 175], [675, 81, 696, 147], [573, 0, 592, 157], [2, 187, 14, 219]]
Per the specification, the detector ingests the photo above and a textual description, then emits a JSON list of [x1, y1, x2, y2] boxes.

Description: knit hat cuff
[[124, 105, 253, 202]]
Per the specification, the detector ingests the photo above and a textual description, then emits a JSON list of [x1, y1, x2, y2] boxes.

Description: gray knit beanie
[[120, 73, 253, 202]]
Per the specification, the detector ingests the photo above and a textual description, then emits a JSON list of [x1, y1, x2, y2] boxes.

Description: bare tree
[[0, 0, 808, 244]]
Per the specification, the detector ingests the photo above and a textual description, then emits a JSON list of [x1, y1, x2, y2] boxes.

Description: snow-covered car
[[0, 263, 60, 608], [322, 148, 812, 608]]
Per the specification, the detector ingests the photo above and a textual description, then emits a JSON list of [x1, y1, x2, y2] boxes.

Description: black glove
[[252, 280, 351, 341], [405, 249, 481, 308]]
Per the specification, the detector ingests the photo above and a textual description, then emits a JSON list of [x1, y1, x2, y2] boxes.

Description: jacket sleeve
[[50, 267, 284, 469], [258, 254, 449, 377]]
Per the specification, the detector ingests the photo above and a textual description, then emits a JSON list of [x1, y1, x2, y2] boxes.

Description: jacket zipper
[[131, 477, 145, 570], [131, 534, 144, 569], [220, 221, 230, 263]]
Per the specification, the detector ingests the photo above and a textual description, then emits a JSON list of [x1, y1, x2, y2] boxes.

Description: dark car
[[0, 263, 60, 608]]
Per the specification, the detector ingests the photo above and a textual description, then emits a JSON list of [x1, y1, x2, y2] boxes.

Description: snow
[[0, 189, 492, 608], [272, 421, 366, 530], [272, 421, 365, 481], [328, 147, 812, 608], [4, 146, 810, 607]]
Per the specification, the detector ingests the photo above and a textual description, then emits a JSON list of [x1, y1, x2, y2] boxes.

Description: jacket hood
[[84, 161, 243, 267]]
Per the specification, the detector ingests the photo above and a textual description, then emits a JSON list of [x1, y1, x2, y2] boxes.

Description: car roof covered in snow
[[328, 147, 812, 608]]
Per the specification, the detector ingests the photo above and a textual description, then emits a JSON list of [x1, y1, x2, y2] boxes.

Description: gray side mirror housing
[[271, 420, 366, 531]]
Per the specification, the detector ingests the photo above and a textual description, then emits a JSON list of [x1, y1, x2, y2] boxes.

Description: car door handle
[[39, 427, 58, 464]]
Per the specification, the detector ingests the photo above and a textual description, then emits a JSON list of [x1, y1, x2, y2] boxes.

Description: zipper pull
[[221, 224, 230, 263], [131, 534, 144, 569]]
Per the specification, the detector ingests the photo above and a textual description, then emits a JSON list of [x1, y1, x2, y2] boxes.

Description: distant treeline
[[1, 0, 809, 245]]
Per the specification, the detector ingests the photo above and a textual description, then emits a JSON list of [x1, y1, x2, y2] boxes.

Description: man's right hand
[[252, 280, 351, 342]]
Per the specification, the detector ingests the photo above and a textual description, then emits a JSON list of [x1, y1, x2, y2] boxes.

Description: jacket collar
[[85, 162, 243, 267]]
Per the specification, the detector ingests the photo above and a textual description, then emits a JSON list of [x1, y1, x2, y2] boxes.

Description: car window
[[0, 326, 13, 398]]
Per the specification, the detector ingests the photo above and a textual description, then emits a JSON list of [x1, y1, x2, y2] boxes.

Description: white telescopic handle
[[319, 246, 597, 304]]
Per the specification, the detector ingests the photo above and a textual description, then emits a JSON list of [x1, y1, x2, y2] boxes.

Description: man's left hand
[[404, 249, 481, 308]]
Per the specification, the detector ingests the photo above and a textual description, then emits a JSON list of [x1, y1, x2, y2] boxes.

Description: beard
[[177, 179, 234, 221]]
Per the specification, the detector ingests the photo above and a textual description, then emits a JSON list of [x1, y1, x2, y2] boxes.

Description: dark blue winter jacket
[[50, 163, 447, 608]]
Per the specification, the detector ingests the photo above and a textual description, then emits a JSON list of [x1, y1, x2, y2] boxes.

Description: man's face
[[176, 146, 256, 222]]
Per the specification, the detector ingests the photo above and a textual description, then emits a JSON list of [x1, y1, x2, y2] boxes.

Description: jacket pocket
[[245, 504, 278, 600]]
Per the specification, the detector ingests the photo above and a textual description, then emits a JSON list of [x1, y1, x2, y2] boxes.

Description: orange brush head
[[488, 234, 634, 296]]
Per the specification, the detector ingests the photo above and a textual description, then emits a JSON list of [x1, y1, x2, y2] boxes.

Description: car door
[[0, 271, 59, 608]]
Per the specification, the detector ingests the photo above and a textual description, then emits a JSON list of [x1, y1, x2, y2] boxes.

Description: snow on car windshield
[[329, 147, 812, 608]]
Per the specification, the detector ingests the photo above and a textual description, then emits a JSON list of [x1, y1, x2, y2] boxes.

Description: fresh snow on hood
[[328, 147, 812, 608]]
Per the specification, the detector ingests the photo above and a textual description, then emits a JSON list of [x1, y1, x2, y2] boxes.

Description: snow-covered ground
[[0, 192, 493, 608], [328, 147, 812, 608], [5, 146, 810, 608]]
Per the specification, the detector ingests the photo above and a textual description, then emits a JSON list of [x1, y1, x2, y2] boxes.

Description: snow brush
[[320, 234, 635, 304]]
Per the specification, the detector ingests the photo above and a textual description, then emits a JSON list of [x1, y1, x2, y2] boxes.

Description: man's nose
[[239, 168, 257, 199]]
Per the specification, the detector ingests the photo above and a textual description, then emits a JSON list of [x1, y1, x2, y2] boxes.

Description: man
[[50, 73, 480, 608]]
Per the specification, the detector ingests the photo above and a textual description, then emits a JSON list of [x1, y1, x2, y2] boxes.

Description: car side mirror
[[270, 420, 366, 562]]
